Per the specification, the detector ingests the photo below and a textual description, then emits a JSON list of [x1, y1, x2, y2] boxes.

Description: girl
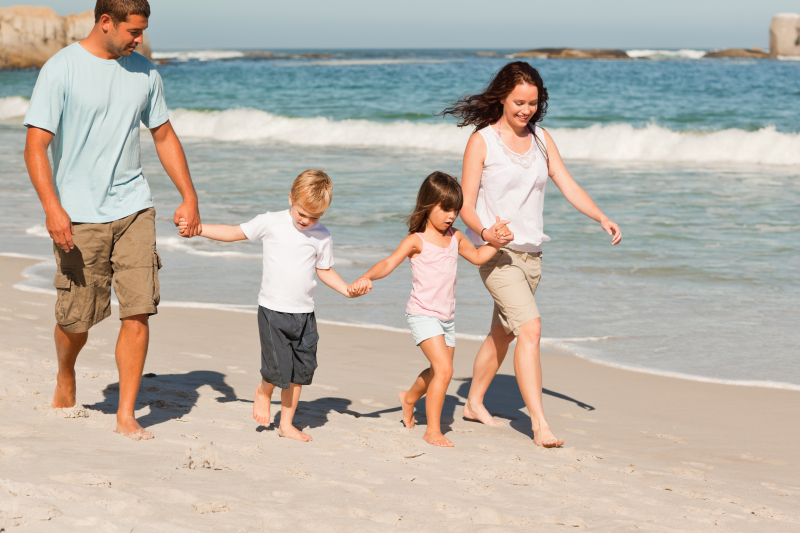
[[348, 171, 512, 447], [440, 61, 622, 448]]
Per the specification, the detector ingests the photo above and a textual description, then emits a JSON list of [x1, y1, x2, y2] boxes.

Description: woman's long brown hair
[[439, 61, 549, 162], [407, 172, 463, 234]]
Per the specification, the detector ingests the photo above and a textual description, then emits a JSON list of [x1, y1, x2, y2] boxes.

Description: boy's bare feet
[[278, 425, 312, 442], [52, 373, 77, 408], [463, 400, 505, 427], [398, 391, 416, 428], [115, 415, 153, 441], [422, 431, 453, 447], [253, 385, 272, 425], [533, 424, 564, 448]]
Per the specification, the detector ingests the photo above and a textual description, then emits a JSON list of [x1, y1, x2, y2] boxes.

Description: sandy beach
[[0, 254, 798, 531]]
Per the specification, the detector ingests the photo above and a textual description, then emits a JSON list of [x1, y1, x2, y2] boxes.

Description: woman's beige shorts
[[479, 248, 542, 336]]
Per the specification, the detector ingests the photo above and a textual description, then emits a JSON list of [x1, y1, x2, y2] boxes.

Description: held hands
[[601, 218, 622, 245], [175, 201, 202, 238], [484, 216, 514, 248], [47, 205, 75, 252], [347, 277, 372, 297]]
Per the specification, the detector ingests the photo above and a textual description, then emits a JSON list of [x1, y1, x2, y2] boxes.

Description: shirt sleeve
[[23, 66, 65, 134], [141, 68, 169, 129], [240, 212, 271, 241], [316, 235, 334, 269]]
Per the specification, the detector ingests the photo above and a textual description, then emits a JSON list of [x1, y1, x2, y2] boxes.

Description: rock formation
[[769, 13, 800, 57], [0, 6, 152, 70], [703, 48, 770, 59], [513, 48, 630, 60]]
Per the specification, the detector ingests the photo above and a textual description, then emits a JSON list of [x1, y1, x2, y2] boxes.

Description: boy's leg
[[277, 384, 311, 442], [253, 379, 276, 425], [410, 335, 455, 447], [53, 325, 87, 408]]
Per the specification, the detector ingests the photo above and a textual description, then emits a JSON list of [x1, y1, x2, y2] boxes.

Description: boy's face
[[288, 194, 326, 230]]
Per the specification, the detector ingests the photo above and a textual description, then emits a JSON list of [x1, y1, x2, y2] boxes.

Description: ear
[[99, 13, 114, 33], [288, 193, 293, 206]]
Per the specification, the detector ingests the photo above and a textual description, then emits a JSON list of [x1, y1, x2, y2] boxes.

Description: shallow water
[[1, 49, 798, 387]]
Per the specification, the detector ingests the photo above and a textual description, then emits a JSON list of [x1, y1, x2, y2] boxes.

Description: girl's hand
[[485, 216, 514, 247], [601, 218, 622, 245], [347, 278, 372, 296]]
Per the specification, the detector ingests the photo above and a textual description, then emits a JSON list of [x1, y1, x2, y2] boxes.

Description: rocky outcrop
[[770, 13, 800, 57], [0, 6, 152, 70], [703, 47, 770, 59], [513, 48, 630, 60]]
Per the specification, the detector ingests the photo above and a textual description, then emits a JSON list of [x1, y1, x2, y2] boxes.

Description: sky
[[2, 0, 798, 50]]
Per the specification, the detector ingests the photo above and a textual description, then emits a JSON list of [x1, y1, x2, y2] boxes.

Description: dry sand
[[0, 255, 798, 532]]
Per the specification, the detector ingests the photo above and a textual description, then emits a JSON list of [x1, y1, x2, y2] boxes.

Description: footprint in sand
[[50, 473, 111, 487], [34, 404, 89, 418], [656, 433, 688, 444], [565, 428, 588, 435], [192, 502, 229, 514]]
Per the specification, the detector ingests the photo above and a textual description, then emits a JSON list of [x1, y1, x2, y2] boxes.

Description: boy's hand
[[347, 278, 372, 297]]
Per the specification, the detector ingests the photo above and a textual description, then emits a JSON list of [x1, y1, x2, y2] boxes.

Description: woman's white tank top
[[465, 124, 551, 253]]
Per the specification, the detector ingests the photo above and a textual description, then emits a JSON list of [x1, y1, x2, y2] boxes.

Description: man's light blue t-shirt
[[24, 43, 169, 223]]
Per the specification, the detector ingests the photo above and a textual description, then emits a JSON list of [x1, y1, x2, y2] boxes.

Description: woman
[[441, 61, 621, 448]]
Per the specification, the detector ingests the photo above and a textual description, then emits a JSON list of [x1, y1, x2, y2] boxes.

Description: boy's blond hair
[[291, 170, 333, 213]]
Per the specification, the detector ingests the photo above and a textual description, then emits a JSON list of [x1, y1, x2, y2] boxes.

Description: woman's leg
[[399, 335, 455, 447], [463, 324, 515, 426], [514, 318, 563, 448]]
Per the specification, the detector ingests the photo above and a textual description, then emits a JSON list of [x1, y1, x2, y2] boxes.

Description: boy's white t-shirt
[[240, 210, 334, 313]]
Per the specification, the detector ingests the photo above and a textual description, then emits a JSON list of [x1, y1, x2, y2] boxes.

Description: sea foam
[[0, 96, 29, 120], [626, 49, 707, 60], [169, 108, 800, 166]]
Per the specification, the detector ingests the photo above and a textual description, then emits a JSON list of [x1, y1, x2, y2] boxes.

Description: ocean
[[1, 49, 798, 389]]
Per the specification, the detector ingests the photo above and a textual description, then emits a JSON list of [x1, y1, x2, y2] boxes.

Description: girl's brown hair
[[439, 61, 549, 162], [407, 172, 463, 234]]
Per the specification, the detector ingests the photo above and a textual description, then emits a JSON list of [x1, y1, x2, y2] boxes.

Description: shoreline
[[5, 250, 799, 393]]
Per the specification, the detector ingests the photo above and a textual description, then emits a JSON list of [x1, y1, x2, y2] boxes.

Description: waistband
[[502, 248, 542, 258]]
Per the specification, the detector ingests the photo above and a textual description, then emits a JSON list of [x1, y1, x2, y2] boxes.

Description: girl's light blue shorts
[[405, 313, 456, 348]]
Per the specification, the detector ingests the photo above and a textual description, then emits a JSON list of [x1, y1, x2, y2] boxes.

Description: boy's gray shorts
[[258, 306, 319, 389]]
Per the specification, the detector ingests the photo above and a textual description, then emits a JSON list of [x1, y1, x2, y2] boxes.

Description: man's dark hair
[[94, 0, 151, 24]]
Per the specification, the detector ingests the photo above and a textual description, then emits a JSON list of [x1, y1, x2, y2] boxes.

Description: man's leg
[[114, 314, 152, 440], [52, 325, 87, 408]]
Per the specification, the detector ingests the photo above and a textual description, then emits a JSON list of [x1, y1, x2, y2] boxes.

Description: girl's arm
[[348, 235, 421, 295], [543, 129, 622, 245], [455, 230, 502, 265], [317, 268, 358, 298], [178, 218, 247, 242]]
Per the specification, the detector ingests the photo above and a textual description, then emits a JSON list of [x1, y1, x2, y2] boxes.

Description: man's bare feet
[[52, 373, 77, 408], [462, 400, 505, 427], [277, 425, 312, 442], [114, 415, 153, 441], [253, 385, 272, 426], [422, 431, 454, 447], [533, 425, 564, 448], [398, 391, 416, 428]]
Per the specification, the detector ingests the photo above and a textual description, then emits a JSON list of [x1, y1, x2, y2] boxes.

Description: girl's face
[[427, 204, 458, 233], [501, 83, 539, 129]]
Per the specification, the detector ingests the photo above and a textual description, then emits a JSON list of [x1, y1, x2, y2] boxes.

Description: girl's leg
[[463, 324, 515, 426], [278, 384, 312, 442], [514, 318, 563, 448]]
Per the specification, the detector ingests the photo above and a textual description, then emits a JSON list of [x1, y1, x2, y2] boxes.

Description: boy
[[179, 170, 359, 442]]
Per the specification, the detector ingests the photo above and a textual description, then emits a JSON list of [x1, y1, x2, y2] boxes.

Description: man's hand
[[175, 201, 201, 238], [47, 205, 75, 252]]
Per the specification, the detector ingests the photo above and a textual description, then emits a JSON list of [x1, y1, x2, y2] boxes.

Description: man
[[23, 0, 201, 440]]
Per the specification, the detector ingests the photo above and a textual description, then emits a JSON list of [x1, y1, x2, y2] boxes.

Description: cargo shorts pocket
[[153, 251, 162, 306], [53, 269, 95, 328]]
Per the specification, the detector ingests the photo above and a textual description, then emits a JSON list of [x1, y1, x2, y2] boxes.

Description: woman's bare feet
[[398, 391, 416, 428], [253, 385, 272, 425], [422, 431, 454, 447], [462, 400, 505, 427], [52, 373, 77, 408], [533, 424, 564, 448], [278, 425, 312, 442], [115, 415, 153, 441]]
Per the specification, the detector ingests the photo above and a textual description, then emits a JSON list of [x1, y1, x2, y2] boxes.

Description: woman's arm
[[460, 132, 514, 246], [543, 129, 622, 245], [455, 230, 501, 265], [347, 235, 421, 295]]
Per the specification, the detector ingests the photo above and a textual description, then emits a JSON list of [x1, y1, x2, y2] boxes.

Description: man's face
[[102, 14, 148, 57]]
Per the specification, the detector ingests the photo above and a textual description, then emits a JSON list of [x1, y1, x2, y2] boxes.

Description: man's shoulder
[[40, 43, 81, 73]]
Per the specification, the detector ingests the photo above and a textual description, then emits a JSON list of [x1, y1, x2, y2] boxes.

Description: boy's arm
[[180, 218, 247, 242], [317, 268, 356, 298]]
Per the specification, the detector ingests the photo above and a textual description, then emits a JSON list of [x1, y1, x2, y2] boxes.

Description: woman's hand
[[484, 216, 514, 247], [601, 218, 622, 245]]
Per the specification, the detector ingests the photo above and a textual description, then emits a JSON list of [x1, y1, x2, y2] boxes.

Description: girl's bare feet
[[533, 424, 564, 448], [422, 431, 453, 447], [462, 400, 505, 427], [252, 385, 272, 425], [398, 391, 416, 428], [115, 415, 154, 441], [278, 425, 312, 442]]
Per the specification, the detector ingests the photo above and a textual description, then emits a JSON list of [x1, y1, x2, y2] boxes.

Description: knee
[[433, 364, 454, 382], [517, 321, 541, 345], [121, 314, 149, 334]]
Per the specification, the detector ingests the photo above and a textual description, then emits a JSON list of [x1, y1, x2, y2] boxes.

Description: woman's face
[[501, 83, 539, 128], [427, 204, 458, 233]]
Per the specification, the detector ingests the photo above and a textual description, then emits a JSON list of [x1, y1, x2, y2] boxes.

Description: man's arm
[[24, 127, 75, 252], [150, 121, 202, 238]]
